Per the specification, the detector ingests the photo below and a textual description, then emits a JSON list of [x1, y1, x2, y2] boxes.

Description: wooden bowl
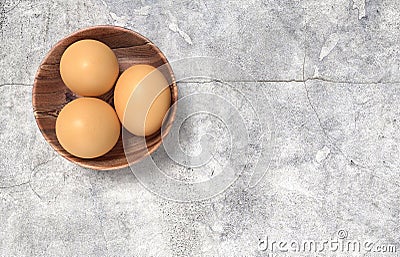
[[33, 25, 178, 170]]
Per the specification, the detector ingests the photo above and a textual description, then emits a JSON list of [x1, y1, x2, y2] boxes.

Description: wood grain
[[32, 25, 178, 171]]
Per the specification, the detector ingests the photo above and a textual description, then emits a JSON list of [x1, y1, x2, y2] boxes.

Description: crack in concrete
[[178, 78, 400, 85], [27, 156, 58, 200], [0, 181, 29, 189], [4, 0, 21, 14], [305, 90, 400, 188], [0, 156, 57, 197], [301, 31, 400, 190], [0, 83, 32, 87], [2, 78, 400, 88]]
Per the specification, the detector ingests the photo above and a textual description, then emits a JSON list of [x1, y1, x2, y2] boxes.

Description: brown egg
[[56, 98, 121, 159], [60, 39, 119, 96], [114, 65, 171, 136]]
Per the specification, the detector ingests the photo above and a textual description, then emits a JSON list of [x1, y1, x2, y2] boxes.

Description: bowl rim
[[32, 25, 178, 171]]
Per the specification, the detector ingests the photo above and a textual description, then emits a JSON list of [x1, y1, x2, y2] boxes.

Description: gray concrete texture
[[0, 0, 399, 256]]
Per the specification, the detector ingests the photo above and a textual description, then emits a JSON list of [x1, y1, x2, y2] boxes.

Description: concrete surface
[[1, 0, 399, 256]]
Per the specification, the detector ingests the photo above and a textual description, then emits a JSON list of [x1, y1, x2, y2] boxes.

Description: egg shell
[[60, 39, 119, 96], [114, 65, 171, 137], [55, 97, 121, 159]]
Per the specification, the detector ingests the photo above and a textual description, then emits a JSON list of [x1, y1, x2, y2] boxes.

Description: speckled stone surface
[[1, 0, 399, 256]]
